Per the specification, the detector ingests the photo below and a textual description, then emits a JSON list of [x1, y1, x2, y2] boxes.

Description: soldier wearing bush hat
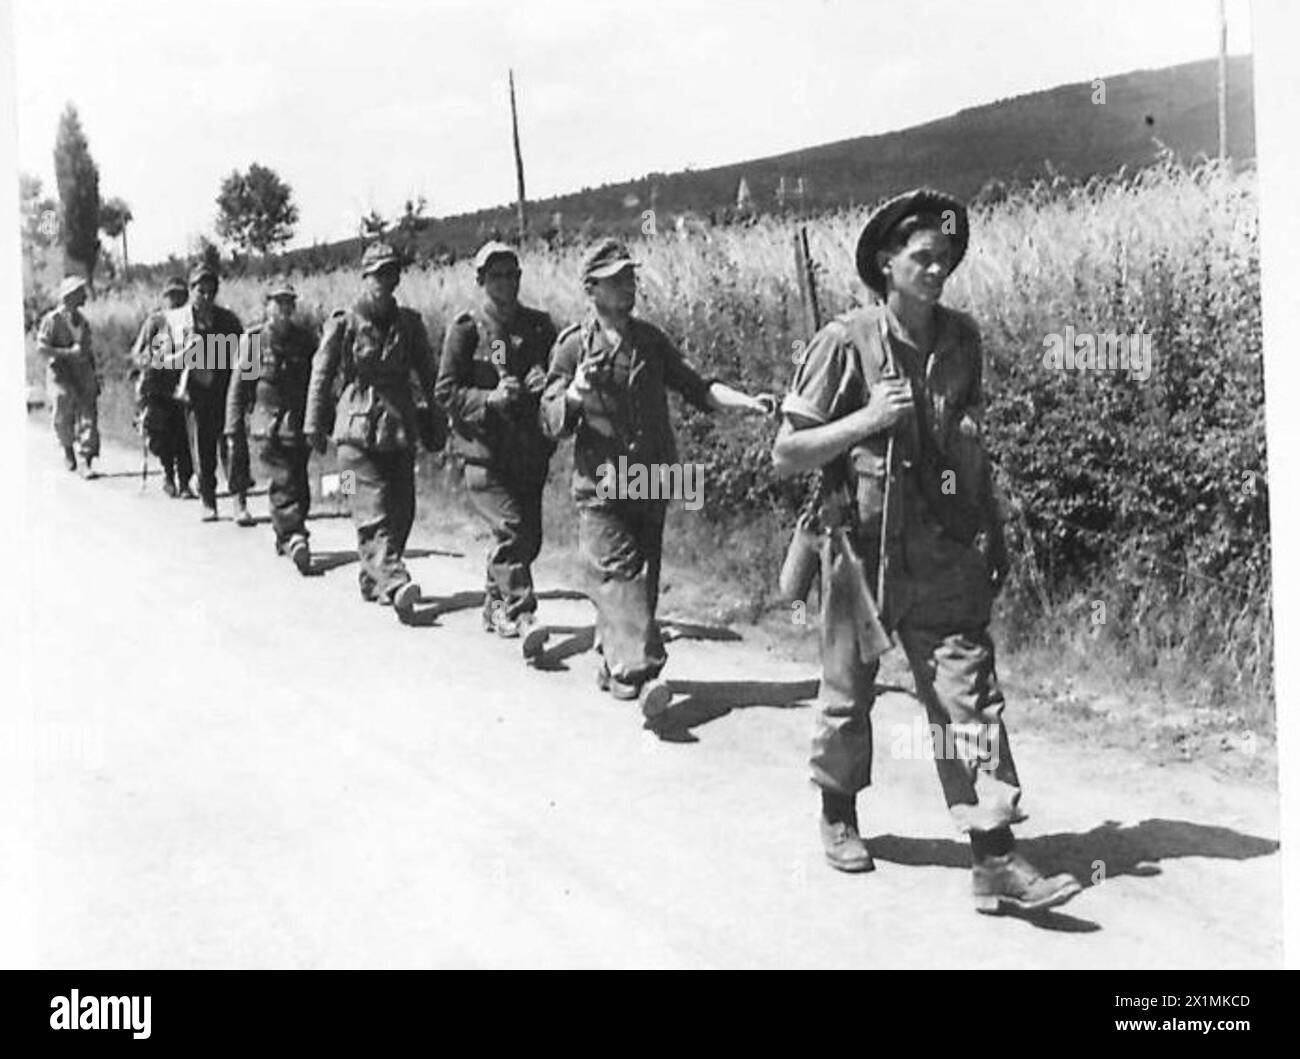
[[436, 240, 558, 638], [772, 188, 1082, 914], [37, 274, 101, 476], [304, 241, 443, 621], [225, 281, 319, 568], [540, 238, 774, 702], [132, 276, 195, 496]]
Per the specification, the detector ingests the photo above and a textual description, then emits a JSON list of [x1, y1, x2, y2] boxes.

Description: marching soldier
[[541, 239, 772, 702], [225, 283, 319, 572], [37, 276, 101, 477], [131, 276, 194, 497], [304, 242, 442, 622], [170, 264, 245, 521], [771, 188, 1082, 913], [435, 241, 556, 638]]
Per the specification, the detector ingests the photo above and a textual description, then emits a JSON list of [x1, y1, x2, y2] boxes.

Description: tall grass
[[29, 157, 1270, 722]]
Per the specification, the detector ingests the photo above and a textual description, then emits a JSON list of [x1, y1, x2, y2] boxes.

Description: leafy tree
[[19, 172, 58, 258], [53, 104, 101, 278], [215, 163, 298, 255], [99, 196, 134, 270]]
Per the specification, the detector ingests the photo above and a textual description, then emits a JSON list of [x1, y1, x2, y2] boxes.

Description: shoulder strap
[[838, 308, 894, 390]]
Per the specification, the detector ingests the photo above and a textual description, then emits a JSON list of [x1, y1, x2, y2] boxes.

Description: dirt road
[[16, 424, 1283, 968]]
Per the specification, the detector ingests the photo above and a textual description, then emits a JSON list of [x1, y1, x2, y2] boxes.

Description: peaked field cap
[[162, 276, 187, 295], [58, 275, 88, 300], [268, 281, 298, 300], [582, 239, 639, 281], [360, 241, 403, 275], [855, 187, 969, 295], [474, 241, 519, 272], [189, 263, 220, 286]]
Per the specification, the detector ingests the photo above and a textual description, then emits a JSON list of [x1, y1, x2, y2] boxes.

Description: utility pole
[[509, 69, 528, 240], [1217, 0, 1228, 160]]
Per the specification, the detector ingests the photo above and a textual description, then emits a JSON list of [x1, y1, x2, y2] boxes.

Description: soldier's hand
[[487, 375, 522, 412], [859, 378, 914, 436], [523, 365, 547, 396], [565, 362, 594, 409], [754, 393, 779, 417]]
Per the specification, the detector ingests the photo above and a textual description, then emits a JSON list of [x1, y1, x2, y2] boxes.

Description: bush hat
[[855, 188, 969, 296]]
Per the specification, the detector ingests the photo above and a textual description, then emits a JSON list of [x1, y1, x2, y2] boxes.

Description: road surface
[[14, 424, 1283, 968]]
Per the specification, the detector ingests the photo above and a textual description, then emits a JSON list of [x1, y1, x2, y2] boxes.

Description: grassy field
[[26, 156, 1272, 737]]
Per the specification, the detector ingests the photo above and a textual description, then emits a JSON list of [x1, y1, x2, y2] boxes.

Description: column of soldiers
[[37, 193, 1082, 915]]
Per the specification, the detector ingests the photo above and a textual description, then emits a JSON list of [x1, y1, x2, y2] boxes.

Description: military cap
[[582, 239, 639, 282], [162, 276, 187, 296], [473, 241, 519, 274], [267, 281, 298, 301], [189, 263, 220, 287], [360, 241, 402, 276], [855, 187, 969, 296], [57, 275, 88, 300]]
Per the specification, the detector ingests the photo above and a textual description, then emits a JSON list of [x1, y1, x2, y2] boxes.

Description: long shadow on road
[[868, 819, 1280, 932]]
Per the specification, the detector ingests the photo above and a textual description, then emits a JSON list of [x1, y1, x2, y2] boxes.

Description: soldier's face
[[64, 289, 87, 310], [480, 259, 521, 308], [268, 297, 295, 321], [880, 229, 953, 304], [365, 267, 400, 300], [589, 268, 637, 315], [192, 280, 217, 309], [164, 291, 187, 309]]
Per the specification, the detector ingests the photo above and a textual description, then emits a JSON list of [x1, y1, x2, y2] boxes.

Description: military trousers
[[188, 388, 243, 505], [578, 499, 668, 685], [464, 462, 546, 623], [47, 357, 100, 459], [810, 520, 1025, 834], [141, 396, 193, 483], [337, 443, 416, 603], [258, 440, 312, 547]]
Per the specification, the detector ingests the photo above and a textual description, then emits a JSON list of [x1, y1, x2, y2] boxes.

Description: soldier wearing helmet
[[37, 275, 101, 476]]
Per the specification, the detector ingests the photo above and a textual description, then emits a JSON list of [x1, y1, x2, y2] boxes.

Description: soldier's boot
[[200, 495, 219, 522], [392, 581, 421, 624], [287, 535, 311, 576], [63, 446, 77, 472], [80, 455, 98, 480], [177, 477, 197, 500], [234, 493, 256, 527], [597, 662, 642, 702], [162, 467, 178, 498], [819, 791, 875, 873], [972, 850, 1082, 915]]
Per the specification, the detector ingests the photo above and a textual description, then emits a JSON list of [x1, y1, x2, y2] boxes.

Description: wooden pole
[[509, 69, 527, 240], [1218, 0, 1228, 160]]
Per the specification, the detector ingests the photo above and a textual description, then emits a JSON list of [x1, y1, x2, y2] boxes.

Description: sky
[[11, 0, 1254, 264]]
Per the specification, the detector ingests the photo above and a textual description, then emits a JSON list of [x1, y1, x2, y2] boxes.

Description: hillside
[[276, 55, 1254, 270]]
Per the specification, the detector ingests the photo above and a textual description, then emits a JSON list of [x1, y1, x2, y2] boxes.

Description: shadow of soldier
[[865, 818, 1279, 931], [305, 546, 459, 580], [645, 678, 820, 743]]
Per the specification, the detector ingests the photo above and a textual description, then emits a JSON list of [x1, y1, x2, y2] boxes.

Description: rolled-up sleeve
[[781, 321, 858, 428]]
